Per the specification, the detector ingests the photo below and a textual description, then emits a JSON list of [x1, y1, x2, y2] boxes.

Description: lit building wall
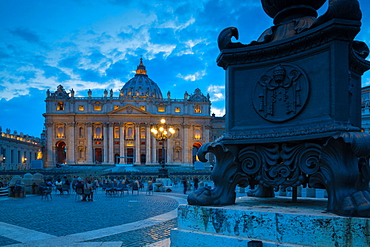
[[0, 128, 43, 170], [43, 60, 215, 168]]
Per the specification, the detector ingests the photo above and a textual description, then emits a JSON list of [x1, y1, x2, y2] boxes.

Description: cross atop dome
[[136, 58, 147, 75]]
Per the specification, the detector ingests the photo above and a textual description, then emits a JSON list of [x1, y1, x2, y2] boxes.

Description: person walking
[[147, 179, 153, 195], [182, 178, 188, 194], [193, 176, 199, 191], [83, 180, 94, 201], [132, 180, 140, 195], [55, 179, 63, 195], [75, 180, 84, 201]]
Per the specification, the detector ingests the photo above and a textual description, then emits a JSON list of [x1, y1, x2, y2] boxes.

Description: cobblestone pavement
[[0, 186, 188, 247]]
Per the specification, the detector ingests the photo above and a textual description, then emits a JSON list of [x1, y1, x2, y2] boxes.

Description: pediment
[[108, 104, 150, 115]]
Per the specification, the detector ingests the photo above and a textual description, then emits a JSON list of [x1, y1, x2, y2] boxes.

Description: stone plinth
[[23, 173, 33, 194], [8, 175, 25, 197], [171, 197, 370, 247]]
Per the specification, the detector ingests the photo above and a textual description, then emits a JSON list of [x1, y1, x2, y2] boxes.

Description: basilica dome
[[120, 59, 163, 99]]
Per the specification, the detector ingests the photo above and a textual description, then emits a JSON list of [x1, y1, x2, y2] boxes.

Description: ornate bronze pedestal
[[188, 0, 370, 217]]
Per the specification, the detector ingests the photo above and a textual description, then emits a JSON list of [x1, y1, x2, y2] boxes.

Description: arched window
[[126, 125, 135, 139], [194, 126, 202, 140], [57, 102, 64, 111], [56, 124, 65, 138], [194, 105, 201, 113], [94, 125, 102, 139]]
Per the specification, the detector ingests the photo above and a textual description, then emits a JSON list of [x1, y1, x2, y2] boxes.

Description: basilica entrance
[[192, 142, 202, 164], [55, 141, 66, 164], [140, 154, 146, 165], [114, 153, 120, 164], [158, 148, 164, 164], [126, 148, 134, 164], [94, 148, 102, 164]]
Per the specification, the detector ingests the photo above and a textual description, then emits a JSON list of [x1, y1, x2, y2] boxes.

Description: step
[[0, 188, 9, 197]]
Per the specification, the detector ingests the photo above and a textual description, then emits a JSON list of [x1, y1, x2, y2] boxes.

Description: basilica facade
[[43, 59, 213, 168]]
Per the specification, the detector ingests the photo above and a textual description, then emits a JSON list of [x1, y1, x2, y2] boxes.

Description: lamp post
[[151, 118, 175, 178]]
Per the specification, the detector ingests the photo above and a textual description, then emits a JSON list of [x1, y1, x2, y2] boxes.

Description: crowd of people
[[36, 176, 159, 201], [26, 175, 206, 201]]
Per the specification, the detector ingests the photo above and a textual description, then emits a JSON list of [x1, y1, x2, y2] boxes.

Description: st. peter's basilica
[[42, 59, 221, 168]]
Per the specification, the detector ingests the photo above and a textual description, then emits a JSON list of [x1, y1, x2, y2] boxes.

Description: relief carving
[[253, 64, 309, 122]]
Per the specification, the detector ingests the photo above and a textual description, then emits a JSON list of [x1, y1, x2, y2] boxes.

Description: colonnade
[[45, 121, 210, 168]]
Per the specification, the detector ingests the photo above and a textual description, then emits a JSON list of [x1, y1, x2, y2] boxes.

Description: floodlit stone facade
[[43, 59, 214, 168], [0, 127, 43, 170]]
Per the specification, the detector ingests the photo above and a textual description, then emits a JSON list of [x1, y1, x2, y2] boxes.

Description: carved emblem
[[252, 64, 309, 122], [126, 106, 133, 113]]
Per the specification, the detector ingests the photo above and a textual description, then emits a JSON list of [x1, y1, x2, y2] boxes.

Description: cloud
[[177, 70, 206, 81], [207, 85, 225, 102], [8, 27, 47, 48], [42, 66, 71, 82], [74, 68, 104, 82], [106, 59, 132, 80], [211, 106, 225, 117], [58, 55, 81, 68], [88, 50, 106, 64]]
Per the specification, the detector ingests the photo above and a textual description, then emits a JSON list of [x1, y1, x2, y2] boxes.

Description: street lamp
[[151, 118, 175, 178]]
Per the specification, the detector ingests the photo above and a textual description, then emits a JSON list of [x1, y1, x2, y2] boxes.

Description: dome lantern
[[120, 59, 163, 99], [136, 58, 147, 75]]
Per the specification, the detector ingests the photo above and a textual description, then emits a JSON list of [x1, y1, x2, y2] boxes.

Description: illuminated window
[[57, 102, 64, 111], [194, 105, 201, 113], [194, 126, 202, 140], [94, 125, 103, 138], [158, 106, 165, 112], [79, 105, 84, 111], [175, 107, 181, 113], [37, 150, 42, 159], [114, 126, 120, 138], [140, 127, 146, 139], [94, 105, 102, 111], [114, 105, 119, 110], [126, 125, 134, 139], [140, 105, 146, 111], [56, 124, 65, 138]]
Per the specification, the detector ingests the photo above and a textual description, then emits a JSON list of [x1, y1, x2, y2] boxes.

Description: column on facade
[[108, 123, 114, 164], [152, 135, 157, 164], [103, 123, 109, 164], [205, 125, 211, 143], [204, 125, 211, 163], [66, 122, 75, 164], [119, 123, 125, 164], [134, 124, 140, 165], [166, 138, 172, 165], [46, 122, 54, 168], [4, 145, 10, 167], [183, 124, 190, 164], [145, 124, 151, 164], [19, 148, 24, 170], [86, 123, 93, 164]]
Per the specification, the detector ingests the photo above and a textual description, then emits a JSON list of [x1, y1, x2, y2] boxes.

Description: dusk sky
[[1, 0, 370, 138]]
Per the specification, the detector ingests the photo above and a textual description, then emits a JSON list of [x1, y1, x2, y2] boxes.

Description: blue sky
[[1, 0, 370, 137]]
